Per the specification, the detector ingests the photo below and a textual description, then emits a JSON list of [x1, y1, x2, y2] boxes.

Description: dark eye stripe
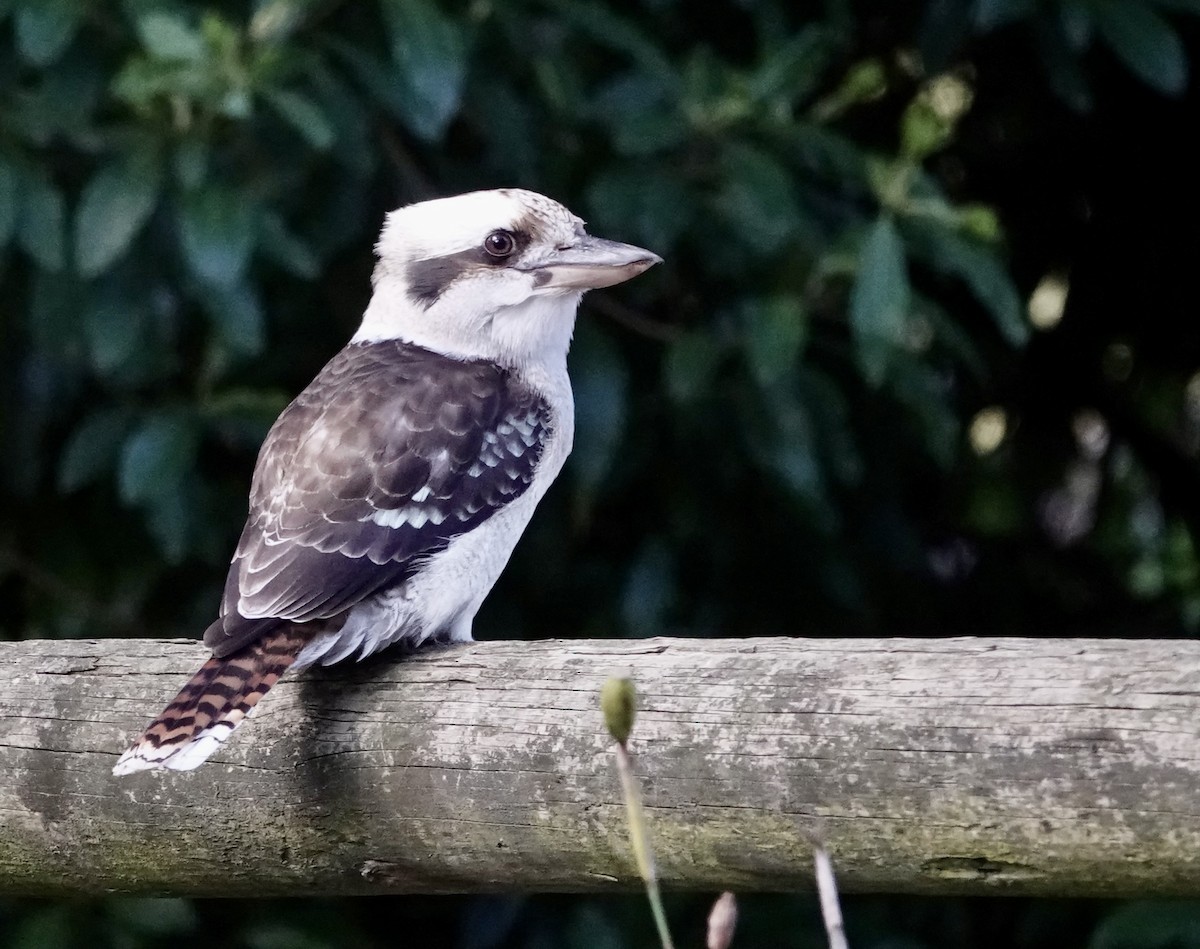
[[403, 228, 534, 307]]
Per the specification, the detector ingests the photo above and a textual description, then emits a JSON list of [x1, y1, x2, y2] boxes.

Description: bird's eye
[[483, 229, 517, 259]]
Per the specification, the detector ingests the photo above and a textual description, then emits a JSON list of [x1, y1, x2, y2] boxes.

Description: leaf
[[200, 387, 289, 448], [743, 295, 807, 385], [0, 160, 16, 246], [25, 265, 82, 353], [14, 0, 80, 66], [58, 408, 134, 492], [900, 216, 1029, 347], [257, 212, 320, 278], [593, 73, 686, 157], [890, 357, 960, 468], [550, 0, 676, 84], [74, 156, 162, 277], [919, 0, 973, 72], [17, 173, 66, 271], [974, 0, 1038, 31], [567, 322, 629, 500], [585, 168, 692, 251], [850, 216, 910, 387], [901, 95, 952, 161], [380, 0, 468, 141], [620, 538, 676, 637], [85, 292, 148, 376], [118, 412, 199, 505], [203, 281, 265, 355], [108, 898, 198, 936], [715, 143, 801, 254], [741, 385, 827, 510], [143, 478, 197, 564], [264, 89, 335, 151], [1095, 1, 1188, 96], [179, 185, 256, 287], [797, 366, 862, 486], [1033, 12, 1094, 112], [747, 25, 833, 105], [665, 332, 723, 403], [135, 10, 205, 61], [1089, 900, 1200, 949]]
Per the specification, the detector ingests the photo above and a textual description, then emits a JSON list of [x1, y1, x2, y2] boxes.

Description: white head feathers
[[354, 189, 660, 370]]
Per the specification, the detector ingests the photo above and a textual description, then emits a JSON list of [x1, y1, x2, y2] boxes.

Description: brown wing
[[204, 340, 551, 657]]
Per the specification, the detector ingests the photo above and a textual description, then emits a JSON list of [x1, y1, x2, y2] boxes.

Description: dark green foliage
[[2, 0, 1199, 945]]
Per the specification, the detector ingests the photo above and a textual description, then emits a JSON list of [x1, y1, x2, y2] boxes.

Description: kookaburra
[[114, 189, 660, 774]]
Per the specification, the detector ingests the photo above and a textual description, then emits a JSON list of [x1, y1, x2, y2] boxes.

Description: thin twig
[[587, 295, 682, 343]]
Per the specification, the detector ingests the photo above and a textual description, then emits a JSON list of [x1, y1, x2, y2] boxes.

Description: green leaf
[[18, 173, 66, 271], [975, 0, 1037, 31], [741, 385, 827, 510], [75, 157, 162, 277], [891, 357, 960, 468], [258, 212, 320, 278], [586, 168, 692, 251], [118, 412, 199, 505], [919, 0, 973, 71], [143, 477, 198, 563], [797, 367, 863, 486], [850, 216, 910, 387], [665, 332, 723, 403], [200, 387, 290, 448], [550, 0, 676, 85], [620, 538, 676, 637], [380, 0, 468, 141], [58, 408, 134, 492], [1095, 1, 1188, 96], [0, 160, 16, 246], [747, 25, 834, 105], [593, 73, 686, 157], [901, 217, 1029, 347], [85, 292, 148, 376], [1089, 900, 1200, 949], [567, 322, 629, 500], [179, 186, 256, 287], [1033, 13, 1094, 111], [203, 281, 265, 355], [135, 10, 205, 61], [108, 898, 198, 936], [14, 0, 80, 66], [743, 295, 807, 385], [264, 89, 335, 151], [901, 95, 952, 160], [715, 143, 801, 254], [172, 138, 208, 189]]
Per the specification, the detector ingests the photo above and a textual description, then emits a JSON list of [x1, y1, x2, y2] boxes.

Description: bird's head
[[355, 189, 661, 368]]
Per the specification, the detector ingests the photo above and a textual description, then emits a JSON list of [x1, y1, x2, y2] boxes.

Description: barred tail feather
[[113, 625, 310, 775]]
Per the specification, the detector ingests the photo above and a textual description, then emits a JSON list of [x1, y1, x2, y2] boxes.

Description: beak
[[522, 236, 662, 291]]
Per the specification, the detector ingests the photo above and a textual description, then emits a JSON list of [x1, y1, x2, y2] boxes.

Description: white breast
[[293, 362, 574, 670]]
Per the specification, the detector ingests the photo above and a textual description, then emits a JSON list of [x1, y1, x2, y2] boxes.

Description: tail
[[113, 625, 309, 775]]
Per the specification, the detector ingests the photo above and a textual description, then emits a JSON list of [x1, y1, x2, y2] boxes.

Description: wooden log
[[0, 636, 1197, 897]]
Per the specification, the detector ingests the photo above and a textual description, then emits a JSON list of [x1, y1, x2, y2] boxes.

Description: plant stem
[[615, 741, 675, 949]]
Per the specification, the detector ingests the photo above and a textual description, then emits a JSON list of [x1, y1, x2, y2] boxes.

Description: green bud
[[600, 677, 637, 744], [959, 204, 1002, 242]]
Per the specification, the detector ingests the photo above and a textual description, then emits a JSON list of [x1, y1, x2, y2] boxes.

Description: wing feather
[[204, 340, 551, 657]]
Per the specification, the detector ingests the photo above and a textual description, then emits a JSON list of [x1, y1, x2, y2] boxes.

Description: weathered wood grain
[[0, 637, 1197, 897]]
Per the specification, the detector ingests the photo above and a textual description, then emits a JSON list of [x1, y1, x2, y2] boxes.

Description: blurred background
[[1, 0, 1199, 946]]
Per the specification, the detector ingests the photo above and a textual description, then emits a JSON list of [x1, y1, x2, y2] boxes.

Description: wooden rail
[[1, 636, 1196, 897]]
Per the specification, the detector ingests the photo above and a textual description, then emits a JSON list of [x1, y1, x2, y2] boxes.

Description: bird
[[113, 188, 661, 774]]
